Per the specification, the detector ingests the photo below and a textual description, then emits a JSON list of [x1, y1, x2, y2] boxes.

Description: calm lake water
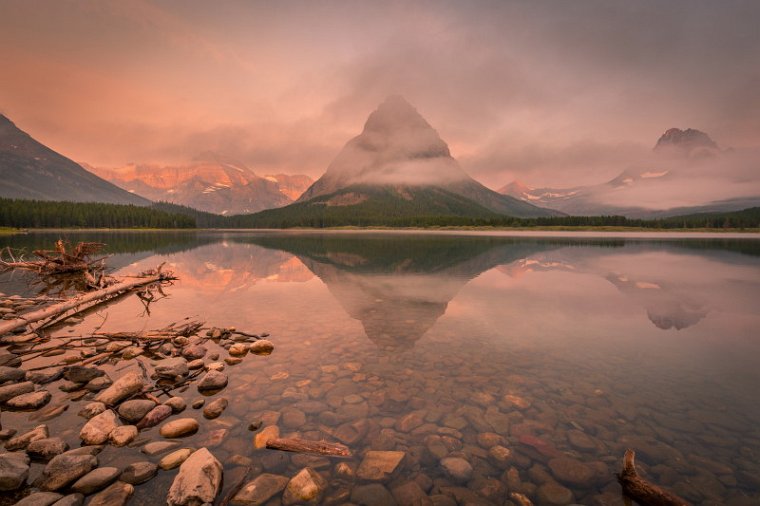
[[2, 231, 759, 505]]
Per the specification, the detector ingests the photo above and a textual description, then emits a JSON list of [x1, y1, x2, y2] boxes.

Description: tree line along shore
[[0, 197, 758, 231]]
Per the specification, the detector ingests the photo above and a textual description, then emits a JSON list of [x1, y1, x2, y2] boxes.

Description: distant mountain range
[[86, 155, 313, 215], [0, 114, 149, 205], [500, 128, 760, 218], [253, 95, 556, 223]]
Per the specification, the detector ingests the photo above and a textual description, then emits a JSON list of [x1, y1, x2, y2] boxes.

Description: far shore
[[1, 226, 759, 237]]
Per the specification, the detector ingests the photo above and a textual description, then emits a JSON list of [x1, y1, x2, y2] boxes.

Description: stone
[[192, 398, 205, 409], [488, 445, 512, 469], [249, 340, 274, 355], [51, 494, 84, 506], [117, 399, 156, 423], [228, 343, 248, 356], [282, 408, 307, 429], [88, 481, 134, 506], [142, 441, 180, 456], [197, 370, 228, 392], [548, 456, 596, 487], [95, 371, 144, 406], [166, 447, 223, 506], [206, 362, 225, 371], [182, 344, 207, 360], [282, 467, 327, 505], [567, 430, 597, 451], [396, 411, 426, 433], [440, 457, 473, 483], [80, 409, 119, 445], [71, 467, 120, 494], [196, 428, 229, 447], [0, 451, 29, 491], [0, 381, 33, 402], [356, 451, 405, 481], [14, 492, 63, 506], [0, 349, 20, 367], [165, 396, 187, 413], [4, 424, 48, 451], [160, 418, 200, 438], [77, 402, 106, 419], [352, 483, 398, 506], [27, 368, 63, 384], [224, 357, 242, 366], [160, 448, 195, 470], [26, 437, 69, 460], [392, 481, 432, 506], [120, 461, 157, 485], [477, 432, 505, 449], [6, 390, 52, 410], [85, 376, 112, 392], [0, 365, 25, 383], [109, 425, 138, 447], [63, 366, 104, 384], [253, 425, 280, 449], [155, 357, 190, 378], [187, 359, 205, 370], [136, 404, 173, 429], [231, 473, 289, 505], [537, 480, 574, 505], [203, 397, 228, 419], [36, 453, 97, 491]]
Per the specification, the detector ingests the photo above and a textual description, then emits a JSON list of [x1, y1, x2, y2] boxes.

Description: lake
[[1, 231, 759, 505]]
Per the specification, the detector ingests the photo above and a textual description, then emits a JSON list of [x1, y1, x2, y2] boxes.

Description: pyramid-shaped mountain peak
[[363, 95, 434, 133]]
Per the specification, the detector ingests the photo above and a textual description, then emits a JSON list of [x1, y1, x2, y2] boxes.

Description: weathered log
[[0, 272, 172, 336], [617, 449, 690, 506], [265, 437, 352, 458]]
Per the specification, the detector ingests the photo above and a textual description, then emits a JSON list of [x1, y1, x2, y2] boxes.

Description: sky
[[1, 0, 758, 189]]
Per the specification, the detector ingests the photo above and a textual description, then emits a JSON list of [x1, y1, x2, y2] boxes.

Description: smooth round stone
[[191, 399, 205, 409], [35, 454, 97, 491], [64, 366, 104, 384], [548, 457, 596, 487], [120, 461, 158, 485], [488, 445, 512, 468], [477, 432, 505, 449], [182, 345, 207, 360], [282, 409, 307, 429], [14, 492, 63, 506], [197, 371, 228, 392], [440, 457, 473, 483], [206, 362, 225, 372], [141, 441, 180, 456], [203, 398, 228, 419], [164, 396, 187, 413], [88, 481, 134, 506], [80, 410, 119, 445], [49, 493, 84, 506], [159, 448, 195, 470], [187, 359, 205, 370], [537, 481, 574, 505], [249, 340, 274, 355], [351, 484, 395, 506], [117, 399, 156, 423], [85, 376, 112, 392], [228, 343, 248, 356], [160, 418, 200, 438], [71, 467, 120, 494]]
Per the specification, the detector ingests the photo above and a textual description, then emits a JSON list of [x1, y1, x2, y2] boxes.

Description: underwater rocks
[[166, 447, 222, 506]]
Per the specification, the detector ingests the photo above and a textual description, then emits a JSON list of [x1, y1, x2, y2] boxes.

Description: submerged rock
[[0, 381, 34, 402], [159, 448, 195, 470], [63, 366, 104, 384], [109, 425, 138, 447], [14, 492, 63, 506], [282, 467, 327, 505], [356, 451, 406, 481], [165, 396, 187, 413], [352, 483, 397, 506], [166, 447, 223, 506], [231, 473, 289, 505], [249, 340, 274, 355], [253, 425, 280, 449], [142, 441, 180, 456], [0, 451, 30, 491], [0, 365, 25, 383], [155, 357, 189, 379], [203, 398, 228, 419], [440, 457, 473, 483]]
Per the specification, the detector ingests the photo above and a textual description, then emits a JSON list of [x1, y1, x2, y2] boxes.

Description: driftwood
[[0, 271, 174, 336], [1, 241, 106, 274], [617, 449, 690, 506], [265, 437, 352, 458]]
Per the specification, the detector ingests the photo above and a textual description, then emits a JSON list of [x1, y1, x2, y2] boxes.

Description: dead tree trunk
[[617, 449, 690, 506], [266, 438, 352, 458], [0, 273, 171, 336]]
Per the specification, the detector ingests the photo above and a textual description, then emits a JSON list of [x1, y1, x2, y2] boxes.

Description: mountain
[[500, 127, 759, 218], [263, 174, 314, 201], [653, 127, 720, 157], [0, 114, 149, 205], [283, 95, 555, 220], [87, 154, 312, 215]]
